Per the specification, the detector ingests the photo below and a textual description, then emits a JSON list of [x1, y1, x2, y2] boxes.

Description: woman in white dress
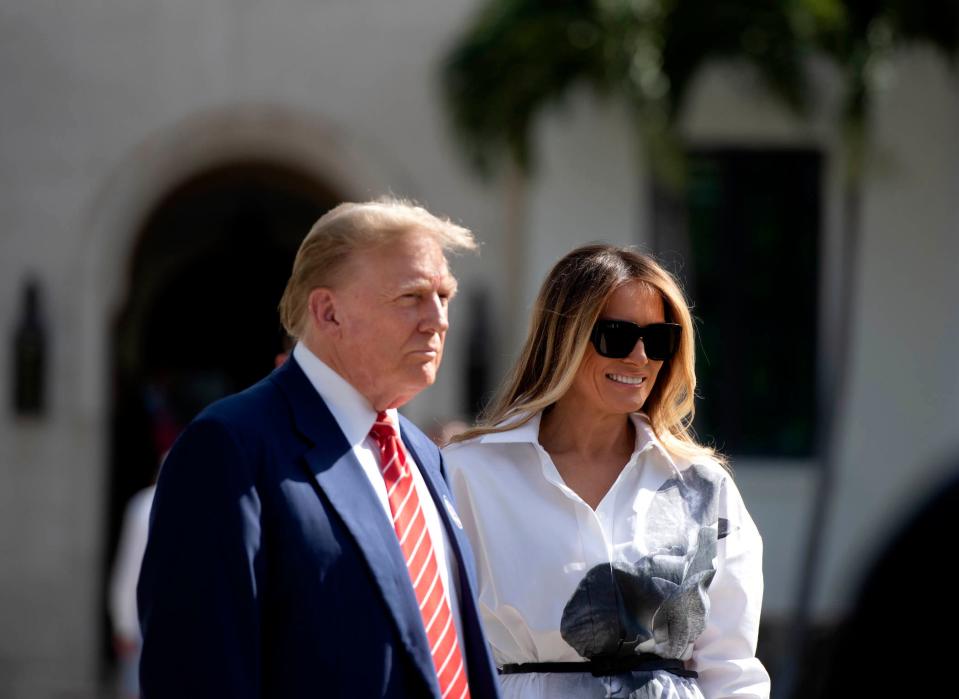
[[443, 244, 770, 699]]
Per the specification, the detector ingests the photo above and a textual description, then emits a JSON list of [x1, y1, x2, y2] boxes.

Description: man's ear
[[307, 287, 340, 336]]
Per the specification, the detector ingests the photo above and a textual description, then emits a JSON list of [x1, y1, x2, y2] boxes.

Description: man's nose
[[421, 294, 449, 333]]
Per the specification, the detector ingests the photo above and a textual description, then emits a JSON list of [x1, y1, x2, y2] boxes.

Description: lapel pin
[[442, 494, 463, 529]]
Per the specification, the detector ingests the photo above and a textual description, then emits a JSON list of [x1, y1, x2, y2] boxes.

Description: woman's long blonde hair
[[453, 244, 724, 467]]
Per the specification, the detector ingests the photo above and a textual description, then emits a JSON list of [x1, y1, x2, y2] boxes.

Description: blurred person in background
[[444, 244, 769, 699], [274, 333, 294, 369], [109, 468, 159, 699], [818, 453, 959, 698], [137, 198, 500, 699], [108, 448, 175, 699]]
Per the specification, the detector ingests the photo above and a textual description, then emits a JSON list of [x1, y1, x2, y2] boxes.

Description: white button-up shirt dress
[[443, 411, 770, 699]]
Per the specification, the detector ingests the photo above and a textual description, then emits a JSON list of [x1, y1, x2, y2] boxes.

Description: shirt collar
[[292, 342, 399, 447], [479, 409, 681, 477], [630, 413, 682, 477], [476, 411, 543, 444]]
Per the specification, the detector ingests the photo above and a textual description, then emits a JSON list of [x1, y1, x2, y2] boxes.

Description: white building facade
[[1, 1, 957, 696]]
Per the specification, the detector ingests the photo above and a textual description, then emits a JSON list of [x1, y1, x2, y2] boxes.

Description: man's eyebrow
[[395, 279, 433, 294], [395, 276, 459, 295]]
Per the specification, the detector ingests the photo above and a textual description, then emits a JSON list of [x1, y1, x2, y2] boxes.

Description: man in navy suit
[[138, 198, 500, 699]]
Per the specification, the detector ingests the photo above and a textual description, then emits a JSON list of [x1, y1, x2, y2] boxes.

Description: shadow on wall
[[799, 451, 959, 698]]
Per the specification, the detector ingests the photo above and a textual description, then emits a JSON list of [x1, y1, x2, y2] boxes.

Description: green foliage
[[442, 0, 610, 175], [441, 0, 958, 182]]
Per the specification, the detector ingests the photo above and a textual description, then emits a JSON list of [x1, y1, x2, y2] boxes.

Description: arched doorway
[[102, 160, 339, 676]]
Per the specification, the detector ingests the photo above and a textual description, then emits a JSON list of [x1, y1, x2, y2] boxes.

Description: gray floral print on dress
[[558, 465, 728, 698]]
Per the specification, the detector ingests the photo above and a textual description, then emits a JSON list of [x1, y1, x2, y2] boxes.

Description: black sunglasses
[[590, 320, 681, 361]]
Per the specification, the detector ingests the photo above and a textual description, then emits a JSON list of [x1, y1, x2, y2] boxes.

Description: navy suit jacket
[[138, 358, 501, 699]]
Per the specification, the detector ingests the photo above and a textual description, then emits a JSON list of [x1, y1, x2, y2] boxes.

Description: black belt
[[499, 654, 698, 679]]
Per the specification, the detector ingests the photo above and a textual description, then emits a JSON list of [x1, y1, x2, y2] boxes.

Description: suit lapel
[[400, 419, 498, 693], [305, 448, 440, 690], [271, 360, 440, 696], [400, 417, 480, 594]]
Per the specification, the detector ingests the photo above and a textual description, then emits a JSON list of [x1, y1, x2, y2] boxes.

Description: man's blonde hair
[[278, 197, 476, 339]]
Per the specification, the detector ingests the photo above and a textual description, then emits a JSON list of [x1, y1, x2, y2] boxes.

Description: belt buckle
[[589, 656, 619, 677]]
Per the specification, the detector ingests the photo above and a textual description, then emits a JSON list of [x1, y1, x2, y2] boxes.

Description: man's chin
[[413, 366, 440, 390], [407, 355, 440, 375], [384, 368, 439, 407], [415, 366, 438, 388]]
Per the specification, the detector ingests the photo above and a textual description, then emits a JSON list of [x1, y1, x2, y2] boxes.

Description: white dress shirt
[[292, 342, 465, 654], [443, 411, 770, 699]]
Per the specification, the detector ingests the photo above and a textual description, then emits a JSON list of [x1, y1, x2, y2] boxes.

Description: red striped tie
[[369, 412, 471, 699]]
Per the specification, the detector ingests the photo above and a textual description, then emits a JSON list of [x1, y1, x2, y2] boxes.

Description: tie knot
[[369, 411, 397, 443]]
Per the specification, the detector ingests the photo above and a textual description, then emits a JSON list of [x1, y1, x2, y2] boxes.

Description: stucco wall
[[1, 1, 956, 695]]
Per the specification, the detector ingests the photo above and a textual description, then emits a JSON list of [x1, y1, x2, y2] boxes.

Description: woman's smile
[[606, 373, 646, 386]]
